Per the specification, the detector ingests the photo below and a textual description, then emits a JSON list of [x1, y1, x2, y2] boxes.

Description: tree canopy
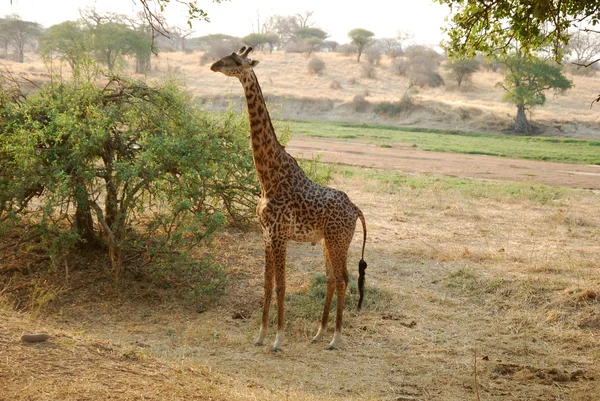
[[436, 0, 600, 62], [0, 15, 42, 62], [348, 28, 375, 62], [498, 53, 573, 133]]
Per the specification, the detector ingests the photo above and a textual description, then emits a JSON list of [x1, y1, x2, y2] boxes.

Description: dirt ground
[[2, 141, 600, 401], [287, 136, 600, 191]]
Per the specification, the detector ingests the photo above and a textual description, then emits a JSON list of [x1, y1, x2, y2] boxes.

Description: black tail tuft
[[357, 259, 367, 310]]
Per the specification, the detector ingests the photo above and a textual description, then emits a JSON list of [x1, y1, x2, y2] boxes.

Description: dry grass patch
[[2, 166, 600, 400]]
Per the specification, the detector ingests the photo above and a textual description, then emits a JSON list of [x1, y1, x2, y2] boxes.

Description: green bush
[[374, 92, 415, 116], [0, 75, 258, 277]]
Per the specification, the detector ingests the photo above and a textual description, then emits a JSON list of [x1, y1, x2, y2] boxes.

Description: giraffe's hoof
[[327, 343, 340, 350], [271, 345, 282, 352]]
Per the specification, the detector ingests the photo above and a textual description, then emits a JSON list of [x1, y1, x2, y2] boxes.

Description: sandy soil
[[287, 136, 600, 191]]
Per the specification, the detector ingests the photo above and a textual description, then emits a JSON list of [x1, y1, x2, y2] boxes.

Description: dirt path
[[287, 136, 600, 191]]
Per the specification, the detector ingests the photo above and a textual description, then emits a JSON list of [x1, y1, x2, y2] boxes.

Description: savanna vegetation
[[1, 1, 600, 400]]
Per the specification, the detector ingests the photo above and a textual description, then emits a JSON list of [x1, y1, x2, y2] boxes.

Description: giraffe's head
[[210, 46, 259, 78]]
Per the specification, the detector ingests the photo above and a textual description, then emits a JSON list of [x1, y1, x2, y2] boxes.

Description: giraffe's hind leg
[[328, 250, 349, 350], [313, 237, 350, 349], [272, 238, 288, 351], [312, 240, 334, 343]]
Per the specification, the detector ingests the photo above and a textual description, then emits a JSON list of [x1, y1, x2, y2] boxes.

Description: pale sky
[[2, 0, 450, 46]]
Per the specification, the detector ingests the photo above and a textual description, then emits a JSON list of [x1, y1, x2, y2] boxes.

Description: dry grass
[[2, 169, 600, 400], [5, 51, 600, 138], [2, 51, 600, 400]]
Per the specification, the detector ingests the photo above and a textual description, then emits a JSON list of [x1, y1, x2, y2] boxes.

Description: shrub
[[392, 58, 410, 76], [298, 154, 335, 186], [404, 45, 445, 88], [329, 80, 342, 89], [374, 91, 415, 116], [360, 63, 376, 79], [339, 43, 357, 57], [308, 57, 326, 75], [409, 71, 445, 88], [0, 75, 258, 276], [352, 94, 369, 112], [199, 40, 241, 65], [444, 58, 480, 86], [387, 48, 404, 59], [365, 47, 383, 65]]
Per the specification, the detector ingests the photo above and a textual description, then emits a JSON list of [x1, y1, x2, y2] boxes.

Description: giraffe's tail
[[357, 209, 367, 311]]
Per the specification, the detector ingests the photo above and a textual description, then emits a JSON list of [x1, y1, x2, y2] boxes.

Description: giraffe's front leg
[[271, 239, 287, 352], [255, 243, 274, 346]]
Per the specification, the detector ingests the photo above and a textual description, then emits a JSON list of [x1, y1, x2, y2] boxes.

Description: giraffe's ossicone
[[211, 47, 368, 351]]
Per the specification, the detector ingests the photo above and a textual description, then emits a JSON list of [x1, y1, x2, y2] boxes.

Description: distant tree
[[1, 15, 42, 62], [379, 31, 413, 58], [287, 27, 327, 57], [0, 18, 12, 58], [322, 40, 339, 52], [263, 14, 298, 45], [263, 32, 279, 53], [404, 45, 444, 88], [498, 53, 572, 133], [364, 40, 384, 65], [39, 21, 91, 70], [436, 0, 600, 68], [169, 26, 195, 51], [295, 11, 315, 28], [568, 30, 600, 71], [242, 32, 270, 51], [348, 28, 375, 62], [92, 22, 151, 72], [444, 58, 480, 87], [189, 33, 240, 51], [294, 27, 327, 41], [379, 37, 403, 58]]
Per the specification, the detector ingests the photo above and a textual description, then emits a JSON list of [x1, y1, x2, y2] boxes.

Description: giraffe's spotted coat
[[211, 47, 368, 351]]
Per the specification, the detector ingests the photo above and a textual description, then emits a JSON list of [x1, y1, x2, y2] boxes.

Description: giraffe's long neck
[[240, 71, 286, 197]]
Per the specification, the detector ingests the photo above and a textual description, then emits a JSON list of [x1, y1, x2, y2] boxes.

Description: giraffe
[[211, 47, 368, 351]]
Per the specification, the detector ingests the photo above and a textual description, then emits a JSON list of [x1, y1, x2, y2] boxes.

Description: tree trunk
[[74, 203, 99, 249], [73, 176, 100, 249], [102, 141, 118, 230], [135, 54, 151, 74], [513, 104, 532, 134]]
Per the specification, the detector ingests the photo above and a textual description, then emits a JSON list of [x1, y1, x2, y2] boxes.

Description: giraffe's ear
[[250, 60, 260, 67]]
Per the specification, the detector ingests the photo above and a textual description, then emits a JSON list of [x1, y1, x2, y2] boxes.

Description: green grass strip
[[287, 120, 600, 165]]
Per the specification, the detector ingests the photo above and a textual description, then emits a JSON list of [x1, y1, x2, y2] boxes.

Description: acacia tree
[[290, 27, 327, 56], [348, 28, 375, 62], [39, 21, 92, 70], [1, 15, 42, 62], [444, 58, 480, 87], [436, 0, 600, 60], [242, 33, 270, 51], [90, 22, 152, 72], [436, 0, 600, 101], [499, 53, 572, 133]]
